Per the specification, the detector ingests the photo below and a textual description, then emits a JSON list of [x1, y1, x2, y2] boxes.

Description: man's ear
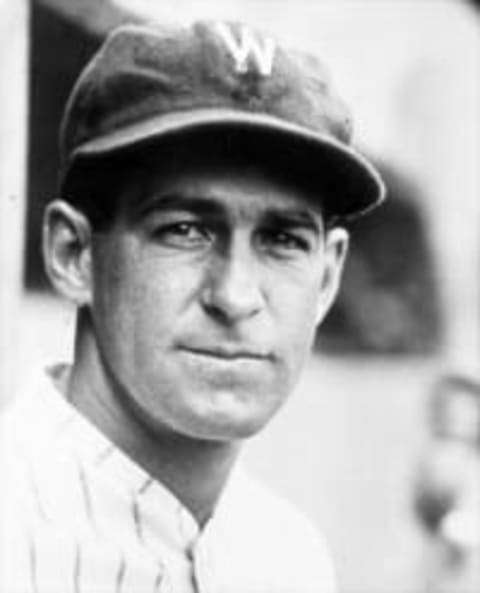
[[42, 200, 93, 306], [315, 227, 349, 325]]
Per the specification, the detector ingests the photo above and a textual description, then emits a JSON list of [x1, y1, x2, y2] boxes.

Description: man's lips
[[177, 344, 273, 361]]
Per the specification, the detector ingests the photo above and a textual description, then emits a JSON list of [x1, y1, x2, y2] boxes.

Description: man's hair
[[60, 129, 343, 232], [61, 153, 129, 231]]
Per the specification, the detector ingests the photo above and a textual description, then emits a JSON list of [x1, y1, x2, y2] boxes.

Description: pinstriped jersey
[[0, 365, 336, 593]]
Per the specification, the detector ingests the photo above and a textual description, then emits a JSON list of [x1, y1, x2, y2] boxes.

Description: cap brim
[[69, 108, 386, 219]]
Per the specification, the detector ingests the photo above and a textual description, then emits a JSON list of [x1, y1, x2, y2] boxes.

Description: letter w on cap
[[215, 22, 276, 76]]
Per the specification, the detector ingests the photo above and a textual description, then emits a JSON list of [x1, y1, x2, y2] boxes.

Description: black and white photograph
[[1, 1, 479, 592]]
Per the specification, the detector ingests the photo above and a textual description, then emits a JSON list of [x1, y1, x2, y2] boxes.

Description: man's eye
[[259, 229, 311, 254], [153, 222, 211, 247]]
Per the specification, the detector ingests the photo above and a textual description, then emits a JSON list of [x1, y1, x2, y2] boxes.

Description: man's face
[[88, 155, 347, 442]]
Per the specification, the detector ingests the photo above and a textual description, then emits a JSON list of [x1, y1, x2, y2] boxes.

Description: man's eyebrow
[[262, 208, 323, 235], [131, 192, 323, 234], [133, 193, 227, 219]]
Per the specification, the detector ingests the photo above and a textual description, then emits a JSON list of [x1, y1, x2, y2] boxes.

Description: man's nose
[[200, 240, 265, 324]]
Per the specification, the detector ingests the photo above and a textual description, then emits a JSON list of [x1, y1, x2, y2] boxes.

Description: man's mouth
[[177, 345, 273, 362], [175, 342, 276, 387]]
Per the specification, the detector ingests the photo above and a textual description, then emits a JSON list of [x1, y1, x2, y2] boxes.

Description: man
[[0, 19, 385, 592]]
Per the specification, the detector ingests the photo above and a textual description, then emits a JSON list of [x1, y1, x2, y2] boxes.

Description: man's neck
[[65, 317, 241, 528]]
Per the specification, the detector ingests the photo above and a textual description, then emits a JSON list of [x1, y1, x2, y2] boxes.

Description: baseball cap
[[60, 20, 386, 219]]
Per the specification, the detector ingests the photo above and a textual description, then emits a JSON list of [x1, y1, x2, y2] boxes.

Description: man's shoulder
[[229, 467, 330, 544], [0, 364, 81, 513], [211, 467, 337, 592], [0, 364, 67, 447]]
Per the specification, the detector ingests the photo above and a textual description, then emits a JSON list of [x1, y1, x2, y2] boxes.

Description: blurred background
[[1, 0, 479, 591]]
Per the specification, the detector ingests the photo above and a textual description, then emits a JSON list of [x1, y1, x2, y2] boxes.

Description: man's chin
[[185, 405, 281, 442]]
